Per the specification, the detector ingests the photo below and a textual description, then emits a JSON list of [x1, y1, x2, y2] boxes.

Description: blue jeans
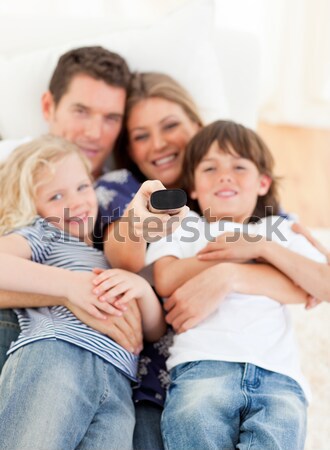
[[133, 402, 164, 450], [0, 309, 19, 374], [162, 361, 307, 450], [0, 339, 135, 450]]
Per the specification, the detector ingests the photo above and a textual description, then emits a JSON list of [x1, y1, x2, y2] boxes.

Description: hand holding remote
[[149, 189, 187, 214]]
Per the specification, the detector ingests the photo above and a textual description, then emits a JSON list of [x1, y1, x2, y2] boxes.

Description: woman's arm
[[103, 180, 189, 272]]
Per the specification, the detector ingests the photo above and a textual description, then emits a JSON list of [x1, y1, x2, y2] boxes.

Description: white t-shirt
[[0, 137, 32, 163], [146, 211, 326, 400]]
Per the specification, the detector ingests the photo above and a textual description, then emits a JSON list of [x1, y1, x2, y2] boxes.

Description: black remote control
[[150, 189, 187, 211]]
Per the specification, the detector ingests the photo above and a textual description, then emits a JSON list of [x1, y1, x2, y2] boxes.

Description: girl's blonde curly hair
[[0, 134, 91, 236]]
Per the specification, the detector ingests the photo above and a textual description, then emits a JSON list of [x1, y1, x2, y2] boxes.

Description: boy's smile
[[191, 141, 271, 223]]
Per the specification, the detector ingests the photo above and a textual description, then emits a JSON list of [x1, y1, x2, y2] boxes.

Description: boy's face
[[42, 74, 126, 179], [35, 153, 98, 244], [191, 141, 271, 223]]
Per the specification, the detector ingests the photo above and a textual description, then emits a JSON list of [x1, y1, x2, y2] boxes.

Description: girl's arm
[[92, 268, 166, 341], [0, 234, 123, 319], [103, 180, 188, 273]]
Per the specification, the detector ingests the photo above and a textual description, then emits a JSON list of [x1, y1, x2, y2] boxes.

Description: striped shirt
[[8, 217, 138, 380]]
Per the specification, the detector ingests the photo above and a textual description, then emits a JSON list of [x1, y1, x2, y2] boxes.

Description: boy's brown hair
[[182, 120, 281, 221], [49, 46, 131, 105]]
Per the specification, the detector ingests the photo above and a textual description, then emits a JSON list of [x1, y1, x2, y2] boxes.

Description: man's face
[[42, 74, 126, 179]]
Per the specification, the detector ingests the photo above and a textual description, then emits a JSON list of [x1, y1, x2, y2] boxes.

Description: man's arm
[[0, 290, 66, 309], [198, 231, 330, 302], [0, 290, 143, 353]]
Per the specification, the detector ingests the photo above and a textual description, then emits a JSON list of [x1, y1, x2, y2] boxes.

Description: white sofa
[[0, 0, 259, 140]]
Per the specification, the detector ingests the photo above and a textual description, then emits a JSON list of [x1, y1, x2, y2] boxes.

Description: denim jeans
[[133, 401, 164, 450], [0, 339, 135, 450], [162, 361, 307, 450], [0, 309, 19, 374]]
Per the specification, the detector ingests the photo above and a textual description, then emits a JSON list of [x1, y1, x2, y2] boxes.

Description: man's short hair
[[49, 46, 131, 105]]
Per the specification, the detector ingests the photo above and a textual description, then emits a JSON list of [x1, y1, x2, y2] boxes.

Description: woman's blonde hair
[[114, 72, 204, 181], [0, 135, 91, 236]]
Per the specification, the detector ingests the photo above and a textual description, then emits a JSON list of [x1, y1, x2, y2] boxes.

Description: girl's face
[[35, 153, 98, 244], [191, 141, 271, 223], [127, 97, 200, 188]]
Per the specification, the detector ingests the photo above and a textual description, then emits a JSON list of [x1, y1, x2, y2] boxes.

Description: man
[[0, 46, 143, 372]]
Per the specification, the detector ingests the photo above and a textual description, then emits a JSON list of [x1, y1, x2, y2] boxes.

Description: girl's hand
[[66, 272, 125, 320], [197, 232, 266, 263], [92, 268, 152, 306]]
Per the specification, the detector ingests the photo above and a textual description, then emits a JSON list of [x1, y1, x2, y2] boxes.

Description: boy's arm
[[154, 257, 311, 333], [154, 256, 217, 297], [153, 255, 308, 304]]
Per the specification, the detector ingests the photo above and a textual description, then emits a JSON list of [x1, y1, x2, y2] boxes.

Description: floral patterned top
[[95, 169, 171, 406]]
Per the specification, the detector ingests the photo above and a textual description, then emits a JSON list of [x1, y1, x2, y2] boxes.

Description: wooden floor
[[257, 122, 330, 228]]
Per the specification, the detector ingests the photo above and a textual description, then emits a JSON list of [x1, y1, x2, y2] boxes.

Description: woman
[[95, 72, 203, 272]]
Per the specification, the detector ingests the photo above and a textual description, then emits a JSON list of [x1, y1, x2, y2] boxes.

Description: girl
[[146, 121, 328, 450], [0, 135, 166, 450]]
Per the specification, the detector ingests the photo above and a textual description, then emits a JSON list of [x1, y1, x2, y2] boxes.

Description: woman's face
[[127, 97, 200, 188]]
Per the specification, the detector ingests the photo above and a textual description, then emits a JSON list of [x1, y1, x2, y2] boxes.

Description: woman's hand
[[197, 232, 266, 263]]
